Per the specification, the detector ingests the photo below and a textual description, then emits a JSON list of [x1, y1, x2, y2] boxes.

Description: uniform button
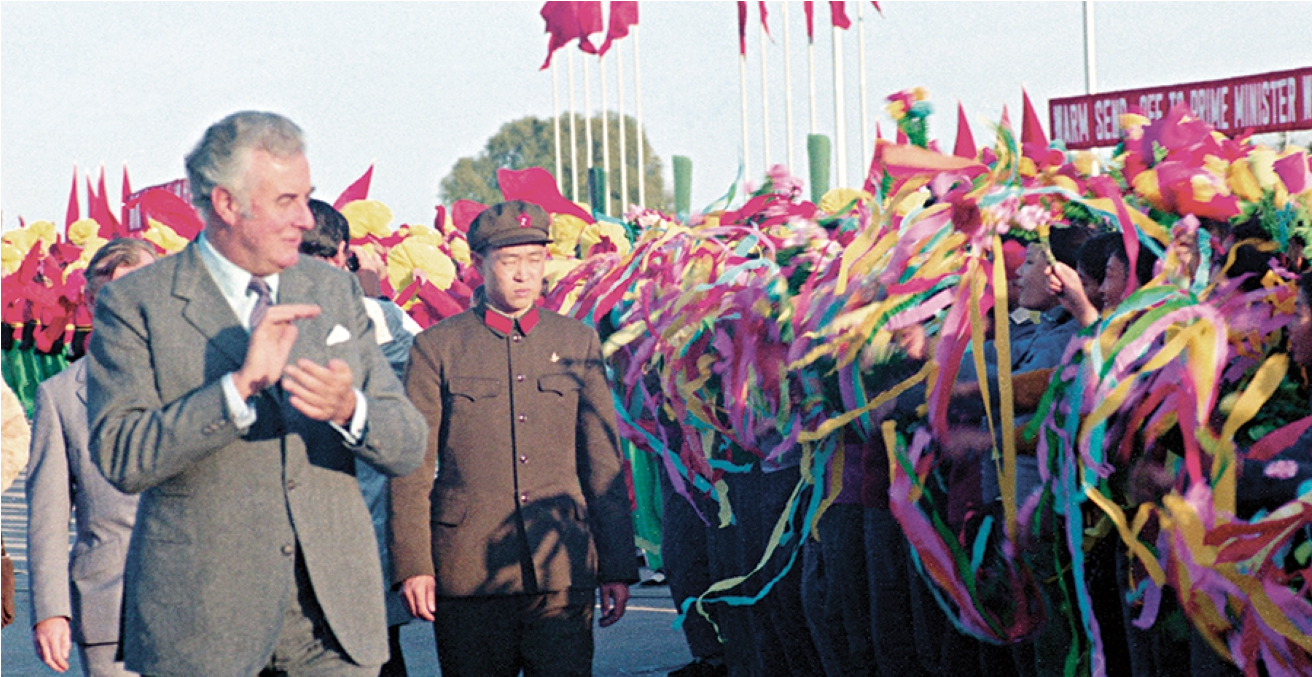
[[516, 374, 525, 382], [281, 544, 295, 556], [519, 455, 528, 464], [520, 492, 529, 503], [517, 414, 527, 423], [512, 335, 521, 343], [286, 479, 296, 491]]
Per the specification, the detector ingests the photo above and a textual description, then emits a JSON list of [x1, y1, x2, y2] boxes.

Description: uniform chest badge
[[550, 352, 560, 363]]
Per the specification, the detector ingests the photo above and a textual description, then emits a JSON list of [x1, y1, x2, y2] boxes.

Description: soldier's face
[[478, 243, 547, 317]]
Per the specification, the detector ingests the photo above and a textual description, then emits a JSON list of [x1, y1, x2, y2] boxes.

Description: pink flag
[[65, 166, 80, 229], [758, 1, 771, 37], [829, 1, 851, 29], [804, 2, 815, 42], [122, 166, 132, 204], [953, 102, 976, 159], [1020, 88, 1048, 147], [333, 165, 374, 209], [598, 1, 638, 56], [574, 1, 605, 54], [737, 1, 748, 55], [540, 1, 603, 69], [452, 199, 488, 234], [871, 2, 883, 17], [124, 188, 205, 240], [498, 166, 595, 223], [88, 168, 123, 238]]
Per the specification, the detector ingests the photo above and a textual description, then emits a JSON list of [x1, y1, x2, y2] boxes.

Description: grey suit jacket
[[87, 242, 427, 677], [26, 359, 139, 645]]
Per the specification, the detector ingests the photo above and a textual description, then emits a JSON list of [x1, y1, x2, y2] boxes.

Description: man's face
[[1017, 244, 1057, 311], [477, 243, 547, 317], [212, 150, 313, 276], [1099, 256, 1129, 309]]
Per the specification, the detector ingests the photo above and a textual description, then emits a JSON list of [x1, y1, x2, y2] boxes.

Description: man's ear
[[211, 186, 241, 227], [330, 241, 349, 269]]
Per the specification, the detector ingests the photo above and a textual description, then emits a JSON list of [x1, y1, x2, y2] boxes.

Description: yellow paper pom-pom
[[1247, 148, 1280, 190], [388, 237, 456, 292], [549, 214, 589, 260], [340, 200, 394, 240], [448, 236, 471, 267], [1, 228, 42, 262], [0, 242, 23, 276], [1132, 169, 1165, 210], [67, 218, 101, 246], [403, 224, 443, 247], [28, 220, 58, 246], [819, 187, 872, 215], [1227, 160, 1263, 202], [578, 220, 632, 258], [143, 218, 189, 253], [1072, 151, 1100, 177]]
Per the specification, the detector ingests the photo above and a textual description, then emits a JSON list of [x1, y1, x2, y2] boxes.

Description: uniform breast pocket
[[538, 374, 583, 397], [448, 377, 502, 402]]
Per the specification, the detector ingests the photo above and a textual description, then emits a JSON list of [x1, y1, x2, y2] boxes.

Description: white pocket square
[[326, 325, 351, 346]]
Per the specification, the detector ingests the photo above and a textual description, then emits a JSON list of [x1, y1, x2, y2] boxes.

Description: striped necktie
[[247, 276, 272, 329]]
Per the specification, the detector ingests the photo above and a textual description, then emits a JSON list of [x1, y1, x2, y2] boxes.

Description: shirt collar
[[197, 233, 281, 299], [480, 303, 540, 337]]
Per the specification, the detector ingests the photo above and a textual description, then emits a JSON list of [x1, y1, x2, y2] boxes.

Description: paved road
[[1, 471, 692, 676]]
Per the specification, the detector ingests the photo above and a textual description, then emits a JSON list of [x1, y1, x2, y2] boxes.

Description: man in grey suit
[[28, 238, 156, 676], [87, 111, 427, 677]]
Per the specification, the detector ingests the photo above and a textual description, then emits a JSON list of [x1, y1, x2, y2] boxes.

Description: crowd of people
[[0, 99, 1309, 677]]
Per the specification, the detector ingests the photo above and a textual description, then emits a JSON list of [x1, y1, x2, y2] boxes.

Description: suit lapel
[[173, 242, 248, 372], [278, 259, 324, 365], [73, 359, 88, 405]]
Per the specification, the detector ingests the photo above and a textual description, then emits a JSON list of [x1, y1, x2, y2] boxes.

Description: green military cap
[[467, 200, 553, 253]]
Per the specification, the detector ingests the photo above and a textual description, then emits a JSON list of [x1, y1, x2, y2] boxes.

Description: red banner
[[1049, 67, 1312, 149]]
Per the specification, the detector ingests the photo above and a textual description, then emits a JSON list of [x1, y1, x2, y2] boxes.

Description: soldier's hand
[[598, 582, 630, 627], [232, 304, 321, 399], [283, 358, 356, 426], [401, 575, 437, 622]]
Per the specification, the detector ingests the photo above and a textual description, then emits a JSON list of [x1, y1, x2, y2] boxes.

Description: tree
[[439, 114, 668, 213]]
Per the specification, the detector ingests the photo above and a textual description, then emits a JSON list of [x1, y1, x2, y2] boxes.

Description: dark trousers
[[801, 503, 876, 677], [660, 465, 725, 661], [432, 589, 594, 677]]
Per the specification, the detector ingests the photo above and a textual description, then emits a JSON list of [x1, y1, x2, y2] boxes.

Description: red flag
[[451, 199, 488, 234], [88, 168, 123, 238], [1021, 88, 1048, 147], [737, 1, 748, 56], [121, 166, 132, 203], [758, 2, 771, 37], [871, 1, 883, 17], [574, 1, 605, 55], [540, 1, 603, 69], [804, 2, 815, 42], [65, 166, 80, 229], [123, 187, 205, 240], [954, 102, 977, 159], [497, 166, 595, 223], [333, 164, 374, 209], [598, 1, 638, 56], [829, 1, 851, 29]]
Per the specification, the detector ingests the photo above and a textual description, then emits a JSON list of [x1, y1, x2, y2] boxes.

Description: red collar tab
[[482, 305, 540, 336]]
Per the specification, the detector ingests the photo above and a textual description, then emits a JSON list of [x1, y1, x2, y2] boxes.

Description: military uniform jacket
[[390, 303, 638, 597], [87, 243, 428, 677]]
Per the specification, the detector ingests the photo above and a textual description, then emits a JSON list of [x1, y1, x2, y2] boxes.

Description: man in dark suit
[[390, 200, 638, 677], [87, 111, 427, 677], [27, 237, 155, 677]]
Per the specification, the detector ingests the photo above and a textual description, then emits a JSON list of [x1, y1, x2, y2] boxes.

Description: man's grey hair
[[185, 111, 305, 218]]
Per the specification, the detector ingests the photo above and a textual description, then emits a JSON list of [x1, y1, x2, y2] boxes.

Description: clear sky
[[3, 1, 1310, 232]]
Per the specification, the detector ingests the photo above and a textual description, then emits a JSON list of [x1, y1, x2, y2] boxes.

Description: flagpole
[[1083, 0, 1097, 94], [552, 59, 563, 194], [759, 12, 771, 170], [783, 1, 795, 172], [857, 1, 870, 174], [808, 18, 817, 135], [634, 24, 645, 208], [584, 55, 594, 175], [600, 49, 611, 216], [832, 21, 847, 188], [741, 49, 751, 192], [617, 39, 629, 216], [569, 50, 579, 202]]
